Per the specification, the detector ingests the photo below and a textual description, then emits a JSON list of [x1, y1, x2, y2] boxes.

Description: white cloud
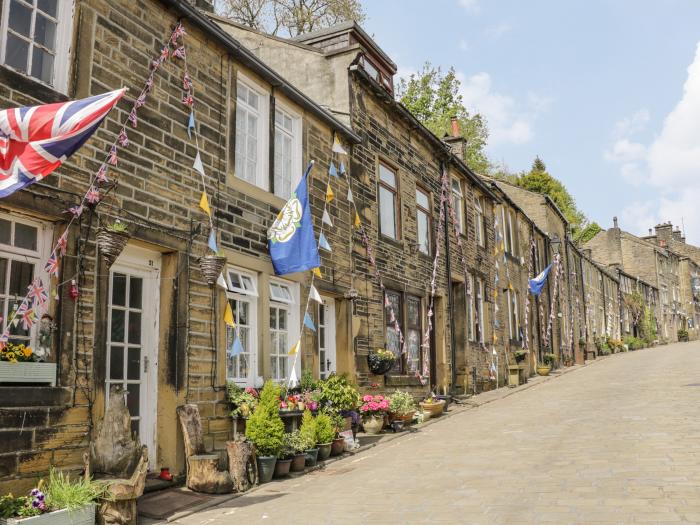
[[457, 0, 480, 13], [610, 43, 700, 243], [483, 22, 511, 40], [458, 72, 546, 146]]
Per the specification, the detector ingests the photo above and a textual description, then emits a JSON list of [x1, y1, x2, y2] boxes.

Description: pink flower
[[359, 405, 368, 412], [362, 395, 373, 402]]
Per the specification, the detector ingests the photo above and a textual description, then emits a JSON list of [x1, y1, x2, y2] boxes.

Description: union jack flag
[[0, 89, 125, 198], [44, 251, 59, 277]]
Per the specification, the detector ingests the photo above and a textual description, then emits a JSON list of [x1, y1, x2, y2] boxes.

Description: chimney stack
[[648, 228, 652, 235], [450, 116, 460, 138], [613, 216, 618, 229]]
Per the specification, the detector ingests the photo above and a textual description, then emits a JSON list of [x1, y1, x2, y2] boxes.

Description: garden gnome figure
[[35, 314, 53, 362]]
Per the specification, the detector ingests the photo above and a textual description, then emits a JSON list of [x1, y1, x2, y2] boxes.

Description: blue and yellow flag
[[528, 263, 552, 296], [267, 162, 320, 275]]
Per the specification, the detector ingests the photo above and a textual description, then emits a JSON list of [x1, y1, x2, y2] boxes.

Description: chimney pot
[[649, 228, 652, 235], [613, 216, 618, 228], [450, 116, 460, 138]]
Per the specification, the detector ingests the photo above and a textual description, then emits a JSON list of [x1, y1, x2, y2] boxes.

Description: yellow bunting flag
[[224, 302, 235, 327], [326, 184, 335, 203], [313, 267, 322, 278], [332, 133, 347, 155], [508, 282, 514, 291], [288, 338, 301, 356], [199, 191, 211, 217], [493, 334, 498, 343], [354, 211, 361, 228]]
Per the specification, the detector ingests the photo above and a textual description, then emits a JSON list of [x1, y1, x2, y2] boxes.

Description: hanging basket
[[367, 352, 395, 375], [96, 228, 131, 267], [199, 255, 227, 286]]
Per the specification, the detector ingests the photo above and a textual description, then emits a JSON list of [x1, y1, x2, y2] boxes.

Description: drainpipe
[[564, 231, 574, 363], [442, 161, 457, 395]]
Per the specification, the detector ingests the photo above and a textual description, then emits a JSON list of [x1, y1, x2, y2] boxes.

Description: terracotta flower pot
[[256, 455, 277, 484], [304, 448, 319, 467], [273, 457, 292, 478], [362, 414, 384, 434], [419, 400, 445, 419], [290, 453, 306, 472], [317, 442, 332, 461], [330, 437, 345, 456]]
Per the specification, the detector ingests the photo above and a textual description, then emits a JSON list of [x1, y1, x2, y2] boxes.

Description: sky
[[361, 0, 700, 243]]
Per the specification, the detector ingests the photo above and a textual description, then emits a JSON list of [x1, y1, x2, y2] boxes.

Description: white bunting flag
[[289, 366, 299, 387], [193, 151, 205, 176], [322, 209, 333, 227], [309, 285, 322, 304], [217, 272, 228, 290], [347, 187, 354, 203]]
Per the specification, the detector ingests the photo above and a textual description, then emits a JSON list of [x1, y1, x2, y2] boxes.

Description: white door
[[318, 298, 336, 379], [105, 246, 160, 467]]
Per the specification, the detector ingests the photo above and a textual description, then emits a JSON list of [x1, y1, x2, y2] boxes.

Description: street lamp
[[549, 233, 561, 254]]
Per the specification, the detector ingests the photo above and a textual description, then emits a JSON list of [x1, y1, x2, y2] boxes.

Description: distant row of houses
[[0, 0, 697, 492]]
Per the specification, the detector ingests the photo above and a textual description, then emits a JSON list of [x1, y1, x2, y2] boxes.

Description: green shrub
[[300, 368, 318, 392], [285, 430, 314, 455], [623, 335, 645, 350], [388, 391, 415, 415], [318, 374, 360, 412], [314, 412, 336, 444], [678, 329, 689, 341], [45, 469, 108, 511], [299, 409, 317, 449], [543, 353, 557, 366], [245, 380, 285, 457]]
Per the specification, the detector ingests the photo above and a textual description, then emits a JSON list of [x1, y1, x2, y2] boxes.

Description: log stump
[[226, 440, 257, 492]]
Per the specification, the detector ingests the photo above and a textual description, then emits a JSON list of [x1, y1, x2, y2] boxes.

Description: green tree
[[397, 63, 490, 175]]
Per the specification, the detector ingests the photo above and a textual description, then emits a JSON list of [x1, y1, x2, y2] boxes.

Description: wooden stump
[[226, 440, 257, 492], [186, 454, 233, 494]]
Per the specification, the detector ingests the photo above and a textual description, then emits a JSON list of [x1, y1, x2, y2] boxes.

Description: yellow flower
[[22, 347, 33, 358], [6, 352, 16, 362]]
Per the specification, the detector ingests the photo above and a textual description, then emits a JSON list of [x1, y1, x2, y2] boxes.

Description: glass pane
[[279, 357, 287, 379], [110, 309, 125, 342], [407, 297, 421, 328], [452, 180, 462, 196], [416, 189, 429, 209], [379, 164, 396, 187], [237, 83, 248, 102], [109, 346, 124, 380], [126, 383, 140, 417], [270, 331, 278, 354], [0, 220, 10, 245], [239, 301, 248, 326], [248, 90, 259, 109], [9, 260, 33, 296], [0, 299, 4, 332], [14, 223, 37, 251], [417, 211, 429, 254], [127, 347, 140, 380], [8, 1, 32, 37], [407, 329, 420, 372], [386, 326, 400, 357], [279, 332, 287, 353], [385, 292, 400, 321], [129, 278, 142, 308], [128, 312, 141, 344], [34, 14, 56, 50], [0, 258, 7, 292], [270, 356, 277, 379], [239, 353, 248, 378], [269, 307, 276, 329], [278, 309, 286, 330], [241, 276, 254, 293], [31, 46, 54, 84], [112, 274, 126, 306], [379, 186, 396, 238], [37, 0, 57, 17], [228, 271, 241, 289], [5, 33, 29, 73]]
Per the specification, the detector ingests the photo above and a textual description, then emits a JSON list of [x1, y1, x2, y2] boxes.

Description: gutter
[[160, 0, 361, 145]]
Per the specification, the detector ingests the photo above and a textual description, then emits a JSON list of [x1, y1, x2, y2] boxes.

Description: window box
[[0, 503, 94, 525], [0, 361, 55, 385]]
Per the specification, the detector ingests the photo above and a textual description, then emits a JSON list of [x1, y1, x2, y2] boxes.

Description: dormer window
[[358, 54, 393, 94]]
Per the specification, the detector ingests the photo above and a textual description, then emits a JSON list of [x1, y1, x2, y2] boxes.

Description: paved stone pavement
[[163, 343, 700, 524]]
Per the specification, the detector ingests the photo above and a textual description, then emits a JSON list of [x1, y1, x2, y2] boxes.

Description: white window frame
[[226, 266, 258, 387], [416, 187, 431, 255], [501, 207, 510, 253], [476, 277, 485, 344], [273, 102, 302, 200], [475, 196, 485, 247], [451, 179, 465, 235], [235, 74, 269, 190], [269, 277, 299, 382], [0, 0, 73, 92], [0, 212, 51, 349], [378, 162, 399, 240]]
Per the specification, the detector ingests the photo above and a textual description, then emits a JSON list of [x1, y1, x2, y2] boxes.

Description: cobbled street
[[164, 343, 700, 524]]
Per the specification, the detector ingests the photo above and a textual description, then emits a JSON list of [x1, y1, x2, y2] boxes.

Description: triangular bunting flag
[[217, 272, 228, 290], [288, 338, 301, 356], [199, 192, 211, 217], [208, 229, 218, 252], [319, 233, 331, 252], [325, 184, 335, 203], [354, 211, 361, 228], [187, 112, 195, 139], [193, 151, 205, 176], [224, 302, 235, 327], [312, 267, 322, 278], [332, 133, 347, 154], [309, 285, 322, 304], [329, 162, 338, 178], [340, 162, 346, 175], [304, 312, 316, 332], [347, 187, 354, 203], [289, 366, 299, 387], [322, 209, 333, 227], [228, 335, 244, 356]]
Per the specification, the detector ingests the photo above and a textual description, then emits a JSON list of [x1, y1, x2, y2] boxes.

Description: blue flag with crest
[[267, 162, 320, 275]]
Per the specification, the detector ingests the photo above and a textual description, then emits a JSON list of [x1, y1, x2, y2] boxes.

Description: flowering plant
[[0, 342, 37, 363], [359, 394, 389, 416], [421, 393, 442, 405], [302, 389, 321, 411], [227, 383, 259, 418], [388, 391, 415, 415]]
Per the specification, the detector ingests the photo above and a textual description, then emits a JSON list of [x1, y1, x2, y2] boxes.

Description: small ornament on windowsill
[[69, 280, 79, 300]]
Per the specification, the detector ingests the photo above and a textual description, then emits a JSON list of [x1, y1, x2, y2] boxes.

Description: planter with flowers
[[419, 394, 445, 419], [0, 343, 56, 386], [0, 469, 106, 525], [227, 384, 258, 419], [388, 391, 416, 425], [285, 429, 313, 472], [367, 348, 396, 375], [359, 395, 389, 434]]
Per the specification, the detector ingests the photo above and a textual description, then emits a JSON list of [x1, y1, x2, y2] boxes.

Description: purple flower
[[30, 488, 40, 497]]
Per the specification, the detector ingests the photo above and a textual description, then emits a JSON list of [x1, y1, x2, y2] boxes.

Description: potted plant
[[318, 374, 360, 427], [274, 435, 293, 478], [95, 220, 131, 268], [199, 250, 227, 287], [359, 394, 389, 434], [678, 329, 689, 342], [227, 383, 258, 419], [537, 353, 556, 376], [327, 411, 346, 456], [366, 348, 396, 375], [419, 393, 445, 419], [314, 412, 336, 461], [0, 342, 56, 386], [388, 391, 415, 424], [299, 410, 318, 467], [245, 381, 284, 483], [513, 350, 527, 364], [0, 469, 106, 525], [285, 430, 312, 472]]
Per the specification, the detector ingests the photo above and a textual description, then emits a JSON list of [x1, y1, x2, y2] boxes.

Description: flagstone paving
[[155, 342, 700, 524]]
